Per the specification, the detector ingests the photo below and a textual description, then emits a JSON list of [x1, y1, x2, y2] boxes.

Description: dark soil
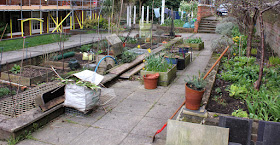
[[0, 83, 24, 100], [12, 66, 52, 78], [206, 79, 248, 115]]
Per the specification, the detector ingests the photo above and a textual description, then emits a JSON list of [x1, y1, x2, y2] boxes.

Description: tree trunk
[[139, 0, 142, 17], [246, 23, 254, 57], [254, 13, 265, 90], [117, 0, 124, 34]]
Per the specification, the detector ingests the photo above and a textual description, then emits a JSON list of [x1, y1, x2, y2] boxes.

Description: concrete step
[[199, 24, 217, 28], [197, 29, 216, 33], [198, 27, 216, 31]]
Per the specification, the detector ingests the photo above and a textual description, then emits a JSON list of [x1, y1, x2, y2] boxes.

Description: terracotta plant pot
[[185, 83, 205, 110], [143, 73, 159, 89]]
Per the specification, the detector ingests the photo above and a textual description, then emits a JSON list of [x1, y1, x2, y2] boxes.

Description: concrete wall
[[194, 4, 215, 33], [256, 9, 280, 56]]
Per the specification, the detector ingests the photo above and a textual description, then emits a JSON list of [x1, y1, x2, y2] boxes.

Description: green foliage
[[120, 50, 137, 63], [212, 95, 227, 106], [161, 19, 186, 27], [215, 22, 236, 36], [228, 84, 248, 99], [186, 71, 206, 91], [231, 26, 241, 37], [218, 56, 280, 122], [0, 34, 69, 52], [59, 76, 101, 91], [211, 36, 234, 53], [144, 54, 172, 72], [79, 44, 92, 52], [0, 87, 16, 98], [269, 56, 280, 66], [185, 37, 203, 44], [232, 109, 248, 118], [83, 18, 109, 30], [215, 87, 222, 94], [251, 48, 257, 55], [179, 1, 199, 18], [0, 22, 10, 35], [10, 64, 21, 74]]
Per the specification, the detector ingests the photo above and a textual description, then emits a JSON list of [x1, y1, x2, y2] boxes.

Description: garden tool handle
[[203, 46, 229, 80]]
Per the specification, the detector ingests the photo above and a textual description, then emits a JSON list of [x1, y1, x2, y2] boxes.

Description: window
[[32, 11, 41, 30], [49, 11, 57, 28]]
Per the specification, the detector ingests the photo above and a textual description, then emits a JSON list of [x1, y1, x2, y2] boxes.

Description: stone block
[[219, 116, 253, 145], [257, 120, 280, 145], [166, 120, 229, 145]]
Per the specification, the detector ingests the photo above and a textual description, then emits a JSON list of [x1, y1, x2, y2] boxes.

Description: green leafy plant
[[10, 64, 21, 74], [251, 48, 257, 55], [212, 95, 227, 106], [0, 87, 16, 98], [186, 71, 206, 91], [58, 76, 100, 91], [79, 44, 92, 52], [120, 50, 137, 63], [228, 84, 248, 99], [144, 54, 172, 72], [185, 37, 203, 44], [232, 109, 248, 118], [269, 56, 280, 66]]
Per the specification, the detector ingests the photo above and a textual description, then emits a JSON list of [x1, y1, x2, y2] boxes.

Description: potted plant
[[183, 37, 204, 51], [185, 72, 206, 110], [141, 54, 177, 86], [143, 73, 160, 89]]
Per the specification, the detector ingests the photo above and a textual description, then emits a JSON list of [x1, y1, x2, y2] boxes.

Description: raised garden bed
[[140, 64, 177, 86], [179, 42, 204, 51], [44, 53, 95, 70], [1, 65, 54, 86]]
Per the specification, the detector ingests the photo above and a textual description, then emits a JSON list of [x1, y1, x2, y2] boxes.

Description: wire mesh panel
[[0, 82, 63, 117]]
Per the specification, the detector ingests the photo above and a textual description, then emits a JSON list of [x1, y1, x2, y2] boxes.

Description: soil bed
[[0, 83, 24, 100], [12, 66, 52, 78], [206, 79, 248, 114]]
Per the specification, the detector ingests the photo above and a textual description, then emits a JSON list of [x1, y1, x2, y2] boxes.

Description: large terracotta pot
[[143, 73, 159, 89], [185, 83, 205, 110]]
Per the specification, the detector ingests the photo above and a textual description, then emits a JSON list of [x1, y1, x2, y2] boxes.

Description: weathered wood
[[120, 63, 145, 79], [39, 95, 65, 112]]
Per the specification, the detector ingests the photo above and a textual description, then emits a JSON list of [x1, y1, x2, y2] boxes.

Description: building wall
[[194, 4, 215, 33], [256, 9, 280, 56]]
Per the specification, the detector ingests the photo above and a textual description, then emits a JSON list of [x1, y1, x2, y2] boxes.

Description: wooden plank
[[120, 63, 145, 79], [109, 55, 145, 74]]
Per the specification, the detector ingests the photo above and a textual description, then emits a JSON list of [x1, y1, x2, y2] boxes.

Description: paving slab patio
[[8, 32, 221, 145]]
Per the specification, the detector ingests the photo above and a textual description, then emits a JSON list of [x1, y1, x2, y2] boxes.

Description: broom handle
[[203, 46, 229, 80]]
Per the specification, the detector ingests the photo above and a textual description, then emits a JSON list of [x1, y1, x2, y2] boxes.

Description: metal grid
[[0, 82, 63, 117]]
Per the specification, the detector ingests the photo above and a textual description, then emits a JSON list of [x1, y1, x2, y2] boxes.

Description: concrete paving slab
[[101, 88, 136, 109], [166, 120, 229, 145], [32, 118, 89, 145], [120, 133, 166, 145], [69, 127, 127, 145], [110, 80, 142, 90], [93, 111, 143, 132], [145, 104, 180, 120], [131, 117, 168, 140], [157, 92, 185, 107], [113, 98, 154, 116], [127, 90, 165, 103], [17, 140, 52, 145], [164, 84, 185, 95], [63, 109, 106, 127]]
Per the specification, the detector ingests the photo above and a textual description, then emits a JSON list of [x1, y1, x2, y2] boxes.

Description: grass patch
[[0, 34, 69, 52]]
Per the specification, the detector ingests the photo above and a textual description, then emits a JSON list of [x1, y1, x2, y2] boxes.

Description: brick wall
[[256, 9, 280, 56], [194, 4, 215, 33]]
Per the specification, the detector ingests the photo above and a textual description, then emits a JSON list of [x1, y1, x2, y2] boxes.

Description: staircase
[[198, 17, 219, 33]]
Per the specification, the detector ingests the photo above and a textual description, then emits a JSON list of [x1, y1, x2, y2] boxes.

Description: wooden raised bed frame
[[1, 65, 54, 86], [140, 65, 177, 86]]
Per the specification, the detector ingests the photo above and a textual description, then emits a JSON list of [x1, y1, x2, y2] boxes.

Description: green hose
[[53, 52, 75, 61]]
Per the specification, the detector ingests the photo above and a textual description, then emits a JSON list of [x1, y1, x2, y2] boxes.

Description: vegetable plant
[[185, 37, 203, 44], [10, 64, 21, 74], [186, 71, 206, 91], [144, 54, 172, 72], [120, 50, 137, 63]]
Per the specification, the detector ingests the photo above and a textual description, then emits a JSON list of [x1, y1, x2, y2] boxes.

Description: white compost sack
[[64, 84, 100, 112], [64, 70, 103, 112]]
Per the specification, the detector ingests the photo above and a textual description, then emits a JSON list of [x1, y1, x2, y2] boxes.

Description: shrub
[[144, 54, 172, 72], [220, 17, 238, 25], [215, 22, 236, 36], [185, 37, 202, 44], [211, 36, 233, 53], [120, 51, 137, 63]]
